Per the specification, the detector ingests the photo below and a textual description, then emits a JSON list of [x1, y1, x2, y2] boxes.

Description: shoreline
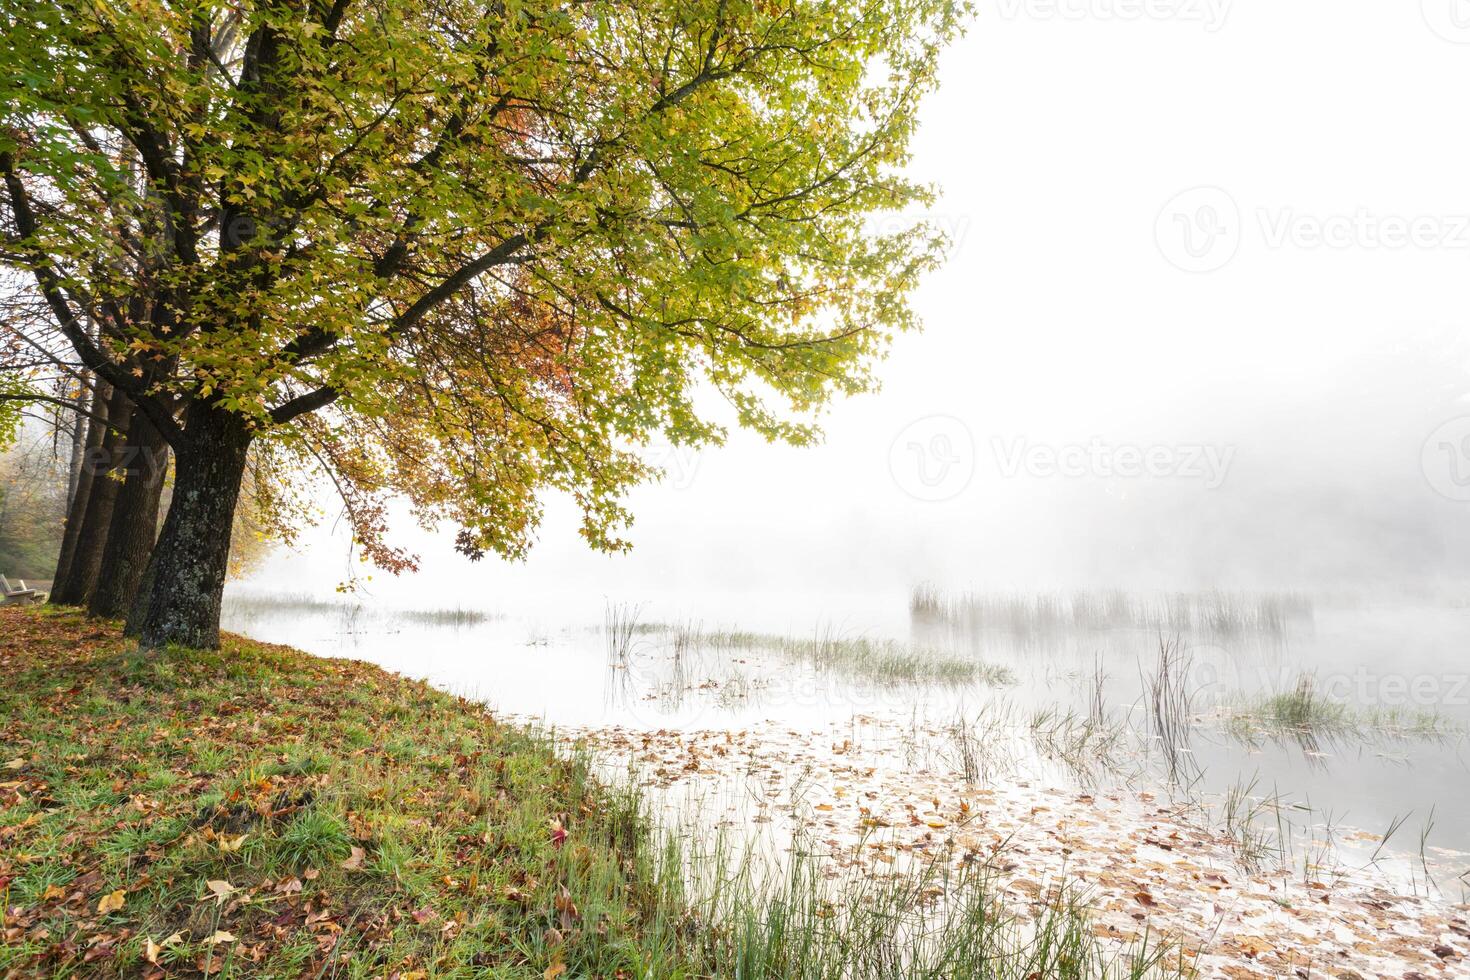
[[5, 606, 1466, 978]]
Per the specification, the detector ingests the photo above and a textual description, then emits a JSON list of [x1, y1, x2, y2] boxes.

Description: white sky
[[247, 2, 1470, 617]]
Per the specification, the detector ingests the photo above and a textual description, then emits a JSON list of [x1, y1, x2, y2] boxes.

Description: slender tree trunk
[[136, 404, 253, 649], [51, 381, 110, 595], [63, 381, 91, 511], [123, 541, 159, 638], [89, 410, 169, 619], [51, 386, 128, 605]]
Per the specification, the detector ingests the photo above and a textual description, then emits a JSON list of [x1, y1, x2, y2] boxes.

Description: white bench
[[1, 575, 43, 605]]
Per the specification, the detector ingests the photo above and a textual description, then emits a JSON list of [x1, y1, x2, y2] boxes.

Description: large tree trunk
[[136, 404, 253, 649], [51, 381, 110, 596], [51, 385, 129, 605], [88, 410, 169, 619]]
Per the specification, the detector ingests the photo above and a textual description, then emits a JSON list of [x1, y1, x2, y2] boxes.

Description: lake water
[[220, 586, 1470, 900]]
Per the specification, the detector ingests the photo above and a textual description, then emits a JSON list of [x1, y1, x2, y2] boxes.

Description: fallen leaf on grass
[[96, 889, 126, 914], [205, 880, 236, 905]]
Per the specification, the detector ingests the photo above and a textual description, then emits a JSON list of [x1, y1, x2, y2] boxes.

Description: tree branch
[[2, 152, 185, 447]]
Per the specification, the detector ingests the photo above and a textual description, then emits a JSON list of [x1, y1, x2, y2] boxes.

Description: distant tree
[[1, 0, 962, 647], [0, 431, 69, 580]]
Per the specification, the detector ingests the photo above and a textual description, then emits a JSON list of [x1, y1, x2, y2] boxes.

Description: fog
[[246, 2, 1470, 612]]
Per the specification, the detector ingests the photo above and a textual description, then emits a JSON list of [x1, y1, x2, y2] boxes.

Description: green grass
[[653, 620, 1015, 687], [0, 607, 1182, 978], [1221, 673, 1464, 741], [0, 607, 699, 978]]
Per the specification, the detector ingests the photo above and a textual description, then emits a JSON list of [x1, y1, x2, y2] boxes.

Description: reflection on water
[[220, 586, 1470, 895]]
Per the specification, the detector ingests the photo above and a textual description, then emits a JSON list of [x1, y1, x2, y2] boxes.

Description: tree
[[1, 0, 962, 648], [0, 428, 69, 579]]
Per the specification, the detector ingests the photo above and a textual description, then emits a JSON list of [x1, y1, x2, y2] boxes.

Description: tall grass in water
[[1260, 673, 1347, 731], [1140, 637, 1199, 786], [221, 591, 495, 625], [912, 585, 1312, 637], [575, 765, 1187, 978], [604, 601, 642, 668], [1218, 775, 1281, 873], [655, 623, 1014, 688], [1221, 672, 1463, 741]]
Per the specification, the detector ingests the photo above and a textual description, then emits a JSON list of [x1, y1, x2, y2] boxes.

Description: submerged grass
[[2, 607, 1180, 978], [913, 586, 1313, 638]]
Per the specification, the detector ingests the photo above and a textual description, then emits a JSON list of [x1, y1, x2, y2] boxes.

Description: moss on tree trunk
[[135, 405, 252, 649]]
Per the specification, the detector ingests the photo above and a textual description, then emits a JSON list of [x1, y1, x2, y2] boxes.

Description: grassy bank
[[0, 607, 1182, 979], [0, 607, 690, 978]]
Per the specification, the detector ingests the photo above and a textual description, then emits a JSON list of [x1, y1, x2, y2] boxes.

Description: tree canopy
[[2, 0, 963, 644]]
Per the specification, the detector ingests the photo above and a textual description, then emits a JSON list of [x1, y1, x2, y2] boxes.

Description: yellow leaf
[[97, 889, 126, 914], [544, 963, 567, 980], [205, 879, 236, 904], [207, 930, 236, 945], [144, 938, 160, 965]]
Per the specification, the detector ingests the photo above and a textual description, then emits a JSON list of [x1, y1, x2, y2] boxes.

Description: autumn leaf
[[207, 930, 237, 945], [96, 889, 126, 914], [341, 845, 365, 870], [549, 818, 567, 849], [205, 880, 236, 905]]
